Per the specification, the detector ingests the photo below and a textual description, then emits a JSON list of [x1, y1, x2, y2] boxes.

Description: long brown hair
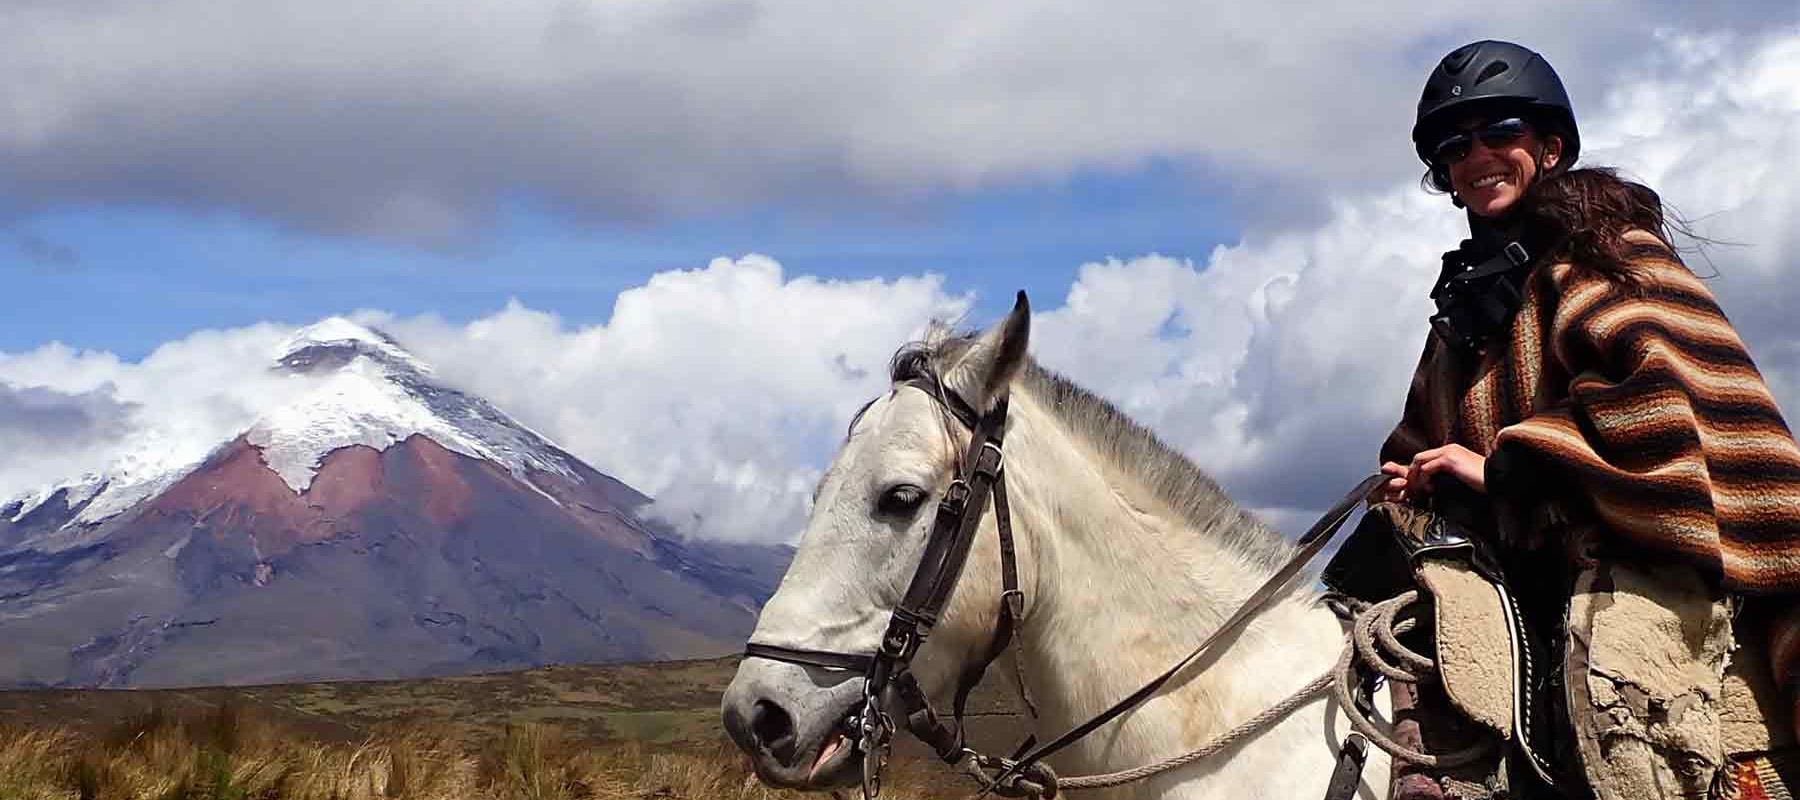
[[1516, 167, 1687, 287]]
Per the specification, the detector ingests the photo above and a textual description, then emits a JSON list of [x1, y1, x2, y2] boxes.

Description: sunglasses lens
[[1432, 118, 1529, 165], [1477, 118, 1527, 147], [1432, 133, 1472, 164]]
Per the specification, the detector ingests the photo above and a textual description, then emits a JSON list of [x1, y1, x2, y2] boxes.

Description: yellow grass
[[0, 704, 944, 800]]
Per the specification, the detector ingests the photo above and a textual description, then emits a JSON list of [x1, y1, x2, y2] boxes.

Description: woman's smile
[[1447, 135, 1548, 217]]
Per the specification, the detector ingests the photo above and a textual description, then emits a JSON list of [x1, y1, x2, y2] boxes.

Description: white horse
[[722, 296, 1391, 799]]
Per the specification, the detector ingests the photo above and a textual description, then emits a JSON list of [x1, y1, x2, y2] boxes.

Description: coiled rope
[[1330, 592, 1494, 770]]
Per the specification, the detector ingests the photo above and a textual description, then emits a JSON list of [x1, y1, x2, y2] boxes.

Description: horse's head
[[722, 294, 1033, 790]]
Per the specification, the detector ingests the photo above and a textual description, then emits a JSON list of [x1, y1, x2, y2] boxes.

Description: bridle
[[746, 373, 1382, 799], [747, 373, 1023, 797]]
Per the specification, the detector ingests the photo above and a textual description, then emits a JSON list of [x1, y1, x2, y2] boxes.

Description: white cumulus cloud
[[1029, 27, 1800, 529], [5, 27, 1797, 543], [367, 256, 970, 540], [0, 325, 302, 514]]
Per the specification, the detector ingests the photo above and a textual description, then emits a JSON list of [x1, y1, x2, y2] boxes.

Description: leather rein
[[745, 376, 1383, 798]]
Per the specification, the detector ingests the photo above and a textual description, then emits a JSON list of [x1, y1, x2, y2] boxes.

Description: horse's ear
[[944, 291, 1030, 414]]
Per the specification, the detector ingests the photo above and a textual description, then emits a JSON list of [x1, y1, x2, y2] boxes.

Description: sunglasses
[[1430, 118, 1529, 164]]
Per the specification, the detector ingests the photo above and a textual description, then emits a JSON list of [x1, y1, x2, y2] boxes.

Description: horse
[[722, 293, 1391, 799]]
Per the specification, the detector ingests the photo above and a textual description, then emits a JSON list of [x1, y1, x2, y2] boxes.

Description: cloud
[[0, 262, 966, 542], [3, 259, 966, 543], [4, 28, 1796, 544], [0, 327, 306, 506], [1028, 27, 1800, 528], [0, 383, 130, 444], [3, 1, 1791, 244], [368, 257, 969, 540]]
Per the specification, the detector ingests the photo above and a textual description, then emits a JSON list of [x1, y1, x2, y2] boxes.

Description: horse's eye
[[876, 484, 929, 518]]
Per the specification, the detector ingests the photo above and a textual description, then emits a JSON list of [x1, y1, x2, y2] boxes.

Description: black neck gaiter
[[1428, 212, 1555, 351]]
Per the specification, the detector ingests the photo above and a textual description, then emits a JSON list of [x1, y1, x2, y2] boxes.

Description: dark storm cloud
[[2, 0, 1783, 246], [0, 383, 134, 452]]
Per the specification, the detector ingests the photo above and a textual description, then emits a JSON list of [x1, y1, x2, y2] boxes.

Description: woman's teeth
[[1472, 173, 1507, 189]]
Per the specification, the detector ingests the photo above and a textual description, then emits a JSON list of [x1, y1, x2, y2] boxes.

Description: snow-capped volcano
[[5, 317, 579, 531], [0, 319, 788, 688], [256, 318, 580, 493]]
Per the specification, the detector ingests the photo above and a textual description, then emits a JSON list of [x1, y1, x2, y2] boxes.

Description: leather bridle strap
[[955, 467, 1037, 722], [743, 643, 873, 674], [744, 384, 1014, 763], [870, 394, 1011, 760], [879, 395, 1007, 665], [984, 472, 1388, 791], [745, 365, 1383, 795]]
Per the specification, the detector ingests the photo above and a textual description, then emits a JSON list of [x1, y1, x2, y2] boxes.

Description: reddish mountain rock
[[0, 320, 789, 688]]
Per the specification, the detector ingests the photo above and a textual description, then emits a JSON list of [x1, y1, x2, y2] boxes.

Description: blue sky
[[3, 2, 1798, 540], [4, 162, 1241, 360]]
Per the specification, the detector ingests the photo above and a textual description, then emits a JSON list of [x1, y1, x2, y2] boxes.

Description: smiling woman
[[1366, 39, 1800, 800]]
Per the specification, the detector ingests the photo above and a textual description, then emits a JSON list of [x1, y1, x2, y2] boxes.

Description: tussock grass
[[0, 706, 941, 800]]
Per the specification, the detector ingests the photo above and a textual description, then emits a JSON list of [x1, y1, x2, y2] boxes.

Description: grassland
[[0, 657, 1026, 799]]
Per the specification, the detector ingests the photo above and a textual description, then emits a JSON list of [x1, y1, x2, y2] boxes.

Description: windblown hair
[[887, 332, 1293, 572], [1418, 104, 1700, 288], [1515, 167, 1690, 288]]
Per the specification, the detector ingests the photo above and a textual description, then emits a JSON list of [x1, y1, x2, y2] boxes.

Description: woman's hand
[[1404, 444, 1487, 496], [1376, 461, 1411, 504], [1375, 445, 1488, 504]]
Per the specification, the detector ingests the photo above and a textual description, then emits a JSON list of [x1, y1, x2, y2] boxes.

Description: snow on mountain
[[4, 474, 105, 524], [6, 317, 581, 534]]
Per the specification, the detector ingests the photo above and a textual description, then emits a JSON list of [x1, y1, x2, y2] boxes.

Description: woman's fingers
[[1372, 461, 1411, 503], [1403, 445, 1487, 494], [1405, 458, 1431, 493]]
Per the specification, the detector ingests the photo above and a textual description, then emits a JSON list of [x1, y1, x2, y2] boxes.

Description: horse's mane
[[889, 333, 1293, 572]]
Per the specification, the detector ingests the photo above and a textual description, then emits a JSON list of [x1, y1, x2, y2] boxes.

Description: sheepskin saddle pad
[[1369, 501, 1519, 741]]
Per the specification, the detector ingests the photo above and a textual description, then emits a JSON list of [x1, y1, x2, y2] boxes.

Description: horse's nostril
[[750, 698, 798, 765]]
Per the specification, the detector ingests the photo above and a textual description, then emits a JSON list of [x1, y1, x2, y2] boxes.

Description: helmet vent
[[1475, 60, 1510, 85], [1444, 44, 1478, 73]]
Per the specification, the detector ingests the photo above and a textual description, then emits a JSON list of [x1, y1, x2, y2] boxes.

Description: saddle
[[1324, 501, 1799, 800], [1325, 502, 1548, 774]]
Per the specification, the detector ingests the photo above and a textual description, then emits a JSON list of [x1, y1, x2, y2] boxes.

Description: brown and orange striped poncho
[[1379, 230, 1800, 690], [1382, 230, 1800, 590]]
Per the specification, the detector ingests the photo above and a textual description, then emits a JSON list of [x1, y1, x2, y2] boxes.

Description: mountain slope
[[0, 319, 788, 688]]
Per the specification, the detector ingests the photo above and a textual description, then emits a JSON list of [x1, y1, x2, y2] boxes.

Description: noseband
[[746, 375, 1383, 799], [747, 374, 1024, 797]]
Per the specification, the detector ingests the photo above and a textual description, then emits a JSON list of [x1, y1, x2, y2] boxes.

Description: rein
[[746, 376, 1384, 798]]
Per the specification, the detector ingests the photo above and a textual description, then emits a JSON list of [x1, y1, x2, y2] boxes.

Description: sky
[[4, 2, 1799, 541]]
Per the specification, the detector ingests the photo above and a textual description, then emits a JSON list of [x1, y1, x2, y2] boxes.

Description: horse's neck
[[1003, 392, 1342, 775]]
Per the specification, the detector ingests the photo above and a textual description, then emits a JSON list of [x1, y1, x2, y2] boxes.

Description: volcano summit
[[0, 319, 788, 688]]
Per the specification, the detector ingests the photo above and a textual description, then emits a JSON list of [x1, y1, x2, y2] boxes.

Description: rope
[[961, 591, 1498, 797], [1331, 594, 1495, 770], [1351, 592, 1433, 682], [1039, 592, 1494, 794], [1053, 667, 1336, 791]]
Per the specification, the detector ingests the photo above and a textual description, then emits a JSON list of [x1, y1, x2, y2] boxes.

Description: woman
[[1374, 41, 1800, 800]]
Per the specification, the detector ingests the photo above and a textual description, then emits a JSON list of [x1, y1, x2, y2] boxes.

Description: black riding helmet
[[1413, 40, 1580, 191]]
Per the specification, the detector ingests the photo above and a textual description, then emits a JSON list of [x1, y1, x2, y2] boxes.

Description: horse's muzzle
[[723, 656, 865, 789]]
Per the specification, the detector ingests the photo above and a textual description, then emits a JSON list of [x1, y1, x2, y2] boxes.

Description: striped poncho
[[1380, 230, 1800, 721], [1381, 230, 1800, 593]]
